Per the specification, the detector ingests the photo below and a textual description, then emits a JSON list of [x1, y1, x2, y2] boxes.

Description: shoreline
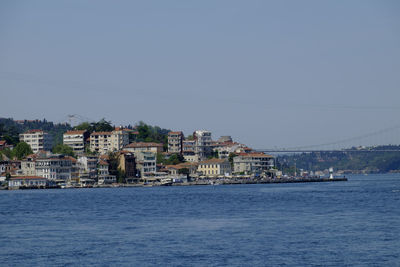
[[3, 177, 348, 190]]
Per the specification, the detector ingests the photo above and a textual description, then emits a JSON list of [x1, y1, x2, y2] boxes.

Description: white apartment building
[[90, 129, 129, 154], [168, 131, 184, 154], [35, 154, 72, 181], [194, 130, 212, 160], [111, 128, 130, 152], [77, 155, 98, 180], [19, 130, 53, 153], [135, 151, 157, 177], [98, 160, 116, 184], [63, 130, 88, 155], [233, 153, 274, 175]]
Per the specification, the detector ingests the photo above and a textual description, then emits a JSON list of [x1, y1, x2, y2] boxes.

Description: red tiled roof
[[168, 131, 183, 135], [125, 142, 163, 148], [65, 156, 77, 163], [99, 160, 109, 165], [0, 140, 6, 145], [237, 152, 273, 158], [199, 158, 229, 164], [91, 132, 112, 136]]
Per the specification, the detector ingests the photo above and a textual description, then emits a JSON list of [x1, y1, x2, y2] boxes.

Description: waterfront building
[[98, 160, 116, 184], [194, 130, 212, 160], [118, 151, 137, 182], [63, 130, 89, 155], [35, 154, 72, 181], [0, 160, 9, 175], [165, 162, 199, 176], [77, 155, 98, 180], [123, 142, 164, 154], [19, 130, 53, 153], [168, 131, 184, 154], [233, 152, 274, 175], [135, 151, 157, 177], [20, 154, 37, 176], [197, 158, 231, 177], [8, 176, 48, 189]]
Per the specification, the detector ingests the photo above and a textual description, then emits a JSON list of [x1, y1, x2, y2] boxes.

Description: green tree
[[178, 167, 190, 175], [74, 122, 92, 132], [92, 118, 113, 132], [12, 142, 33, 159], [228, 153, 237, 167], [117, 168, 126, 183], [53, 144, 75, 157]]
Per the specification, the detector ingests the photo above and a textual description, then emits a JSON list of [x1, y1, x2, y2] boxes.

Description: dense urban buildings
[[0, 121, 279, 188]]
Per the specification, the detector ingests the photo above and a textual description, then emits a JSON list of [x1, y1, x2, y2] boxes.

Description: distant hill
[[0, 118, 72, 146], [277, 145, 400, 174]]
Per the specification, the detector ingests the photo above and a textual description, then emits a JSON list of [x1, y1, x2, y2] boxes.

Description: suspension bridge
[[255, 124, 400, 153]]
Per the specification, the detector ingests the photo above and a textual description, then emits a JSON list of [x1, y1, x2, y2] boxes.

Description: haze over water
[[1, 174, 399, 266]]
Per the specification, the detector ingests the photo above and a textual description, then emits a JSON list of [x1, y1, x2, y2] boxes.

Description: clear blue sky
[[1, 0, 399, 148]]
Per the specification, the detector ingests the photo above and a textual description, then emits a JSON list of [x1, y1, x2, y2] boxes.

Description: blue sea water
[[0, 174, 399, 266]]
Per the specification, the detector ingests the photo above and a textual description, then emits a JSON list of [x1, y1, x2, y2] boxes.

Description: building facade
[[194, 130, 212, 160], [89, 130, 129, 154], [168, 131, 184, 154], [19, 130, 53, 153], [123, 142, 164, 154], [198, 158, 232, 177], [233, 153, 274, 175], [63, 130, 89, 155], [35, 154, 72, 181], [135, 151, 157, 177], [8, 176, 47, 189]]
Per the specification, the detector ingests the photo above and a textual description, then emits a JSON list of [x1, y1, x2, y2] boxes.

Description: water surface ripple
[[1, 174, 399, 266]]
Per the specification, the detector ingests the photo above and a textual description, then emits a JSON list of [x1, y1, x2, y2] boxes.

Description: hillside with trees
[[277, 145, 400, 174], [0, 118, 72, 146]]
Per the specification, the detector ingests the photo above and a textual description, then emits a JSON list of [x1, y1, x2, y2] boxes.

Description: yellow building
[[197, 158, 231, 177]]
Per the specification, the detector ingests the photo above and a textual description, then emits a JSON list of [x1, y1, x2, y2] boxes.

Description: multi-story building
[[90, 132, 112, 154], [63, 130, 89, 155], [233, 152, 274, 175], [135, 151, 156, 177], [123, 142, 164, 154], [197, 158, 231, 177], [35, 154, 72, 181], [8, 176, 48, 189], [77, 155, 98, 180], [111, 128, 130, 152], [194, 130, 212, 160], [118, 151, 137, 182], [168, 131, 184, 154], [98, 160, 116, 184], [89, 129, 129, 154], [20, 154, 37, 176], [19, 130, 53, 153]]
